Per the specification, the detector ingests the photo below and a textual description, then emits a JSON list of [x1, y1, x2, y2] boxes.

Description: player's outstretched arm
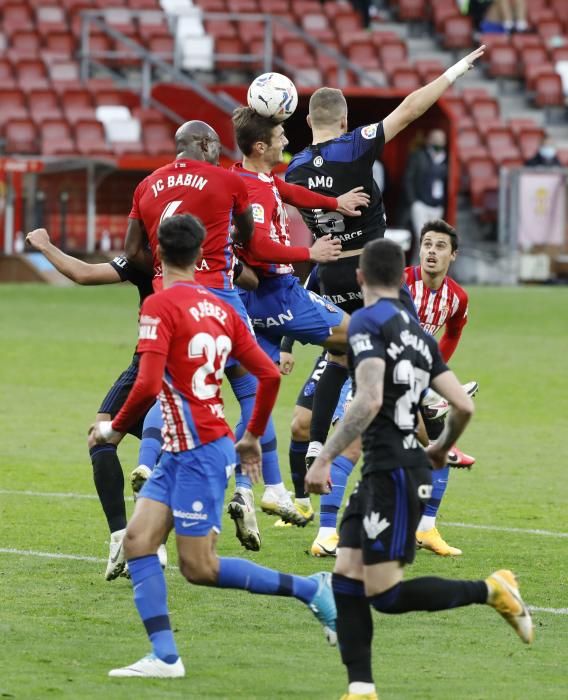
[[382, 45, 485, 144], [426, 370, 474, 468], [306, 357, 385, 494], [26, 228, 122, 285]]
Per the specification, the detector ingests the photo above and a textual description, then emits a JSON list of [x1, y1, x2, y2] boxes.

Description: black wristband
[[280, 335, 295, 353]]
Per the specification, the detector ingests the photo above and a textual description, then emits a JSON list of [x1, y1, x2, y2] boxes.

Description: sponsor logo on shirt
[[252, 203, 265, 223], [139, 315, 161, 340], [350, 332, 373, 356], [361, 123, 378, 140]]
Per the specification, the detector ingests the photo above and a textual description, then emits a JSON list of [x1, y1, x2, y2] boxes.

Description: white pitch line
[[444, 521, 568, 538], [0, 547, 567, 617], [2, 489, 567, 539]]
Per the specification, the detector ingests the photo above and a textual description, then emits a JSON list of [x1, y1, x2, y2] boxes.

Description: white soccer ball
[[247, 72, 298, 122]]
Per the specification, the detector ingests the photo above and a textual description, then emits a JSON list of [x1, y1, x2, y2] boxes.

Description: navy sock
[[321, 455, 355, 527], [423, 466, 450, 518], [90, 443, 126, 533], [369, 578, 488, 614], [217, 557, 317, 604], [310, 362, 349, 444], [128, 554, 178, 663], [289, 440, 309, 499], [332, 573, 374, 684], [138, 400, 163, 469]]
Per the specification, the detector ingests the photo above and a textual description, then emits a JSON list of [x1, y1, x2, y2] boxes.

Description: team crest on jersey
[[252, 203, 265, 223], [361, 123, 378, 140], [313, 155, 324, 167]]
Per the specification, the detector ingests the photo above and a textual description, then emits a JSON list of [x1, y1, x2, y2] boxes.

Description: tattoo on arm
[[320, 358, 384, 462]]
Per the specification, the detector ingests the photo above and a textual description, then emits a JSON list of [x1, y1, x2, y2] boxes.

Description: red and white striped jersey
[[404, 266, 468, 361]]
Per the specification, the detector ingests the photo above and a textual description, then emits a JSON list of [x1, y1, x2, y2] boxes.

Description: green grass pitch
[[0, 283, 567, 699]]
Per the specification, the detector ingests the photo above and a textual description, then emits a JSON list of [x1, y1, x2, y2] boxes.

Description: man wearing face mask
[[401, 129, 448, 262], [525, 136, 561, 167]]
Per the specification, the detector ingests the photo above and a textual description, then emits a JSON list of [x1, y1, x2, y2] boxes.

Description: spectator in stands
[[468, 0, 528, 34], [401, 129, 448, 261], [349, 0, 372, 29], [525, 136, 562, 167]]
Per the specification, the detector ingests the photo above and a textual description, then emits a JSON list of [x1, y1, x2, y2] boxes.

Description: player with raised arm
[[227, 107, 369, 536], [305, 238, 533, 700], [285, 45, 486, 473], [124, 119, 351, 551], [25, 226, 162, 580], [407, 219, 478, 556], [91, 214, 337, 678]]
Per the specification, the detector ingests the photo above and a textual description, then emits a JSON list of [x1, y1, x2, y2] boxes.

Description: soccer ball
[[247, 72, 298, 122]]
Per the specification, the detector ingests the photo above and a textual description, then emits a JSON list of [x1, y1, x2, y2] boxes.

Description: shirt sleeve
[[129, 181, 144, 220], [109, 256, 130, 282], [352, 122, 385, 163], [229, 315, 281, 436], [246, 227, 310, 263], [275, 177, 338, 211], [439, 289, 468, 362], [136, 294, 175, 356], [348, 310, 386, 370], [232, 173, 250, 216]]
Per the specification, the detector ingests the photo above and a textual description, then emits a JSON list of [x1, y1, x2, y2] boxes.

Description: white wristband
[[99, 420, 118, 442], [443, 58, 470, 85]]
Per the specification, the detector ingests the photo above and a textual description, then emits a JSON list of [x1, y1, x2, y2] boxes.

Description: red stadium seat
[[510, 33, 543, 53], [28, 89, 64, 122], [508, 118, 541, 135], [327, 10, 362, 34], [470, 97, 500, 121], [138, 11, 171, 41], [43, 32, 77, 58], [49, 60, 81, 85], [61, 88, 97, 121], [526, 6, 556, 27], [524, 62, 555, 91], [390, 66, 421, 90], [282, 40, 316, 69], [293, 67, 323, 87], [314, 40, 342, 72], [112, 140, 145, 155], [550, 46, 568, 64], [4, 118, 38, 154], [143, 120, 173, 156], [196, 0, 227, 9], [516, 127, 546, 159], [2, 4, 35, 32], [324, 65, 356, 88], [40, 119, 75, 155], [536, 18, 564, 41], [358, 68, 388, 87], [226, 0, 259, 10], [0, 90, 29, 121], [10, 31, 43, 57], [461, 87, 492, 105], [484, 125, 517, 152], [204, 20, 237, 40], [534, 72, 564, 106], [346, 43, 380, 71], [215, 37, 247, 70], [301, 14, 336, 42], [397, 0, 427, 22], [458, 127, 482, 150], [74, 119, 113, 157], [127, 0, 162, 7], [478, 32, 510, 57], [432, 0, 460, 33], [415, 59, 446, 81], [259, 0, 291, 14], [377, 40, 408, 73], [557, 148, 568, 166], [489, 45, 520, 79], [148, 35, 175, 59], [15, 59, 50, 90], [291, 0, 322, 19], [368, 30, 402, 48], [441, 94, 466, 119], [442, 16, 474, 51]]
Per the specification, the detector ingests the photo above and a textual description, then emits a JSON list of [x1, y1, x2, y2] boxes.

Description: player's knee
[[290, 413, 310, 442], [122, 527, 151, 560], [179, 554, 217, 585]]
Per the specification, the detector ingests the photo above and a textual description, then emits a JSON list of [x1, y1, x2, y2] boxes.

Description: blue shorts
[[207, 286, 255, 368], [139, 435, 236, 537], [332, 378, 353, 425], [239, 274, 344, 362]]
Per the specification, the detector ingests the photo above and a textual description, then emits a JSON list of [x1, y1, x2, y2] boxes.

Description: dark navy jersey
[[285, 123, 387, 253], [348, 297, 448, 474], [109, 255, 154, 307]]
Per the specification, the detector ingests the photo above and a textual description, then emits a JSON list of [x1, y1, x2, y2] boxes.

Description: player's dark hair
[[360, 238, 404, 288], [158, 214, 205, 267], [233, 106, 280, 156], [419, 219, 458, 252]]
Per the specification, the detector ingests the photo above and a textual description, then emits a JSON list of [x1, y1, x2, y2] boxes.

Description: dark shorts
[[296, 353, 327, 411], [339, 465, 433, 566], [318, 258, 418, 320], [98, 356, 145, 439]]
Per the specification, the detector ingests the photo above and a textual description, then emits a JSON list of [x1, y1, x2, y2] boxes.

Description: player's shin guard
[[310, 362, 349, 446], [138, 400, 163, 471], [289, 440, 309, 499], [90, 443, 127, 533], [320, 455, 355, 528], [128, 555, 178, 663], [332, 574, 374, 684], [217, 557, 317, 603], [369, 578, 488, 614]]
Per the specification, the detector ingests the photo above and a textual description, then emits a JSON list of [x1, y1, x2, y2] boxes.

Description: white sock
[[348, 682, 376, 695], [264, 482, 287, 497], [317, 526, 337, 539], [417, 515, 436, 532]]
